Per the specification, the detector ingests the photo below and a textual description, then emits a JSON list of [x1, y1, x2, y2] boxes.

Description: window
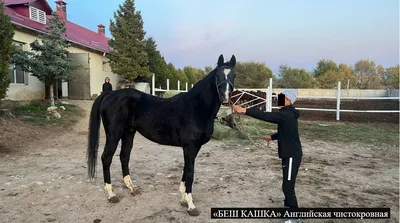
[[9, 42, 26, 84], [29, 6, 46, 24]]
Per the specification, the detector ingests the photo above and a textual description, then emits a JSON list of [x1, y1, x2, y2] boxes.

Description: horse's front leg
[[181, 146, 200, 216]]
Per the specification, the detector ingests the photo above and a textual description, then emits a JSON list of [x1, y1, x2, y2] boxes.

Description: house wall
[[6, 30, 45, 101], [66, 46, 124, 97], [6, 29, 124, 101]]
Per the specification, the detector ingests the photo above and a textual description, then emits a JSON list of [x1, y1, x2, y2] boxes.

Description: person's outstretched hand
[[263, 136, 272, 142], [232, 105, 246, 114]]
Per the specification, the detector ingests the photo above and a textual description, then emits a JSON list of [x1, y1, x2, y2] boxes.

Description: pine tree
[[107, 0, 149, 82], [145, 37, 170, 88], [12, 12, 78, 107], [0, 2, 15, 100]]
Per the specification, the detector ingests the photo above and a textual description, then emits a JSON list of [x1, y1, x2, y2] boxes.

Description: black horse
[[87, 54, 237, 216]]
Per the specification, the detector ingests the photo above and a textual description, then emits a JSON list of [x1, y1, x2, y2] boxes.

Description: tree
[[383, 65, 399, 89], [0, 2, 14, 100], [12, 12, 78, 106], [317, 63, 358, 89], [167, 63, 178, 89], [204, 66, 213, 74], [183, 66, 206, 87], [145, 37, 169, 88], [278, 65, 316, 88], [176, 69, 188, 90], [337, 63, 358, 89], [313, 59, 338, 77], [354, 60, 382, 89], [377, 65, 385, 78], [354, 59, 377, 77], [107, 0, 149, 82], [235, 61, 274, 88]]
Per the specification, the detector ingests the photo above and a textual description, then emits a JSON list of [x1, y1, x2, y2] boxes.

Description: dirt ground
[[0, 100, 398, 223]]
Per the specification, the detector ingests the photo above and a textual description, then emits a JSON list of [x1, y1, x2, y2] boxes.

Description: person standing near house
[[232, 89, 303, 223], [129, 81, 135, 89], [102, 77, 113, 93]]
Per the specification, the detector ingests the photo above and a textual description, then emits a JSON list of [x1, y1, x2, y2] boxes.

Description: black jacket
[[102, 82, 113, 93], [245, 105, 303, 158]]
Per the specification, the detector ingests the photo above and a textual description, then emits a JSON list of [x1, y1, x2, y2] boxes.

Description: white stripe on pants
[[288, 157, 293, 181]]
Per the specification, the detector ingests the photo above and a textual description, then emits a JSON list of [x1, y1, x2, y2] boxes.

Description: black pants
[[281, 156, 302, 208]]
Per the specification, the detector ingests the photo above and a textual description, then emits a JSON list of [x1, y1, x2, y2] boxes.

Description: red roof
[[4, 1, 111, 53], [4, 0, 53, 14], [4, 0, 37, 5]]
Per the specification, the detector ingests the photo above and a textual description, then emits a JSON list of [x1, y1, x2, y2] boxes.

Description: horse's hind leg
[[102, 137, 120, 203], [120, 129, 141, 195]]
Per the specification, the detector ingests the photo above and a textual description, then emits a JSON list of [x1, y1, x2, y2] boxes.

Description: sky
[[49, 0, 399, 73]]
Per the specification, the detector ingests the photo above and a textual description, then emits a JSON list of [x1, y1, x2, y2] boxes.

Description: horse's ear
[[229, 55, 236, 67], [217, 54, 224, 67]]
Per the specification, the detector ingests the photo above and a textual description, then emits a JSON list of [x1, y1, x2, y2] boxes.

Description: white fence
[[151, 74, 400, 121], [151, 74, 192, 95], [265, 79, 399, 121]]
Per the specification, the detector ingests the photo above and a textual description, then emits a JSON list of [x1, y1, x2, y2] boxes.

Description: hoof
[[108, 196, 120, 203], [187, 208, 200, 216], [131, 188, 141, 196], [180, 200, 188, 207]]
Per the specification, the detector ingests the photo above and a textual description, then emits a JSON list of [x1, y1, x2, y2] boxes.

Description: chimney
[[55, 1, 67, 22], [98, 24, 105, 35]]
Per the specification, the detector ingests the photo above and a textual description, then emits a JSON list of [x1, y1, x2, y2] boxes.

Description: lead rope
[[228, 97, 271, 148], [227, 99, 258, 145]]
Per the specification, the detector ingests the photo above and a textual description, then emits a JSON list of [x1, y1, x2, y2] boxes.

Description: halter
[[215, 65, 235, 96]]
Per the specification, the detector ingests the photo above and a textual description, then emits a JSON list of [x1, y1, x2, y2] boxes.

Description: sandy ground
[[0, 100, 398, 223]]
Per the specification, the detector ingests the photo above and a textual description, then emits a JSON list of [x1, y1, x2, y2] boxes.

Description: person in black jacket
[[233, 89, 302, 222], [102, 77, 113, 93]]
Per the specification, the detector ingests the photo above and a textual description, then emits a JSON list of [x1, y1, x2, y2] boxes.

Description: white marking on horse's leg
[[124, 175, 134, 192], [179, 181, 186, 204], [179, 181, 186, 193], [124, 175, 140, 195], [185, 193, 196, 210], [104, 183, 116, 199]]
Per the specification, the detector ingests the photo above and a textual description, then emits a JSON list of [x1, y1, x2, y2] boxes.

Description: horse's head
[[214, 54, 237, 103]]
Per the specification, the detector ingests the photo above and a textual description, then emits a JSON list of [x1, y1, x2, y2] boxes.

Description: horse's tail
[[87, 92, 110, 181]]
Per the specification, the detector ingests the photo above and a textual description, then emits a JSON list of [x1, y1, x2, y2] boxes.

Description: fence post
[[178, 80, 180, 91], [336, 81, 341, 121], [191, 84, 194, 88], [186, 82, 188, 92], [152, 73, 155, 96], [167, 79, 169, 91], [269, 78, 273, 112], [265, 87, 269, 112]]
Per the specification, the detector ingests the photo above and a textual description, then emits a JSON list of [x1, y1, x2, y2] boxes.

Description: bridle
[[214, 66, 260, 146], [215, 65, 235, 97]]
